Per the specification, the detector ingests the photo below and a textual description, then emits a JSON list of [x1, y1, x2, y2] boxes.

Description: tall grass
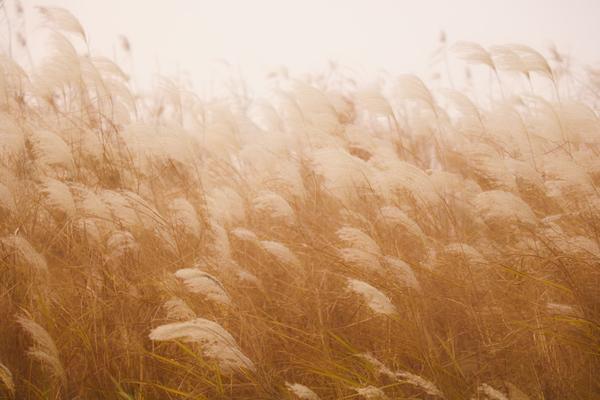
[[0, 5, 599, 400]]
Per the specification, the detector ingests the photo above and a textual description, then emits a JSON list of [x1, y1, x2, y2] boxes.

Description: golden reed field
[[0, 5, 599, 400]]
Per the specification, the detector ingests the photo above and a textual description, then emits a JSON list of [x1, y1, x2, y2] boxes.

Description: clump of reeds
[[0, 4, 598, 399]]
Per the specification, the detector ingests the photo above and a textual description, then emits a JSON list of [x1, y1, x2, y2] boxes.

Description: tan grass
[[0, 5, 598, 399]]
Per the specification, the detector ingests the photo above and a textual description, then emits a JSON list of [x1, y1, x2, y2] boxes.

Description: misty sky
[[14, 0, 600, 93]]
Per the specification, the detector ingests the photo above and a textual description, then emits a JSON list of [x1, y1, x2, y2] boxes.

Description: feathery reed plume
[[337, 227, 381, 255], [99, 191, 141, 228], [451, 41, 495, 70], [0, 360, 15, 399], [72, 185, 110, 220], [474, 190, 537, 227], [489, 45, 527, 76], [338, 247, 383, 272], [40, 178, 75, 217], [378, 206, 425, 240], [359, 352, 444, 397], [230, 227, 259, 243], [210, 222, 233, 260], [346, 278, 396, 315], [370, 157, 439, 207], [37, 6, 87, 42], [285, 382, 321, 399], [73, 217, 102, 244], [174, 268, 231, 306], [27, 130, 74, 171], [507, 44, 553, 80], [163, 297, 196, 321], [253, 190, 295, 225], [383, 256, 421, 291], [206, 186, 246, 226], [0, 234, 48, 274], [149, 318, 255, 373], [395, 370, 444, 398], [260, 240, 301, 269], [16, 313, 65, 386], [354, 385, 389, 399], [168, 197, 201, 237], [476, 383, 509, 400], [443, 243, 487, 265], [355, 88, 394, 117], [357, 352, 395, 378], [0, 183, 16, 214], [311, 147, 372, 200], [546, 302, 580, 317], [105, 230, 138, 260], [395, 74, 435, 110]]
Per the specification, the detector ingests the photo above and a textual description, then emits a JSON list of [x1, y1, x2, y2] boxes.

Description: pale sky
[[11, 0, 600, 94]]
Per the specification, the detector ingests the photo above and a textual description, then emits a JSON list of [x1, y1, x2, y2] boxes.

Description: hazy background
[[10, 0, 600, 94]]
